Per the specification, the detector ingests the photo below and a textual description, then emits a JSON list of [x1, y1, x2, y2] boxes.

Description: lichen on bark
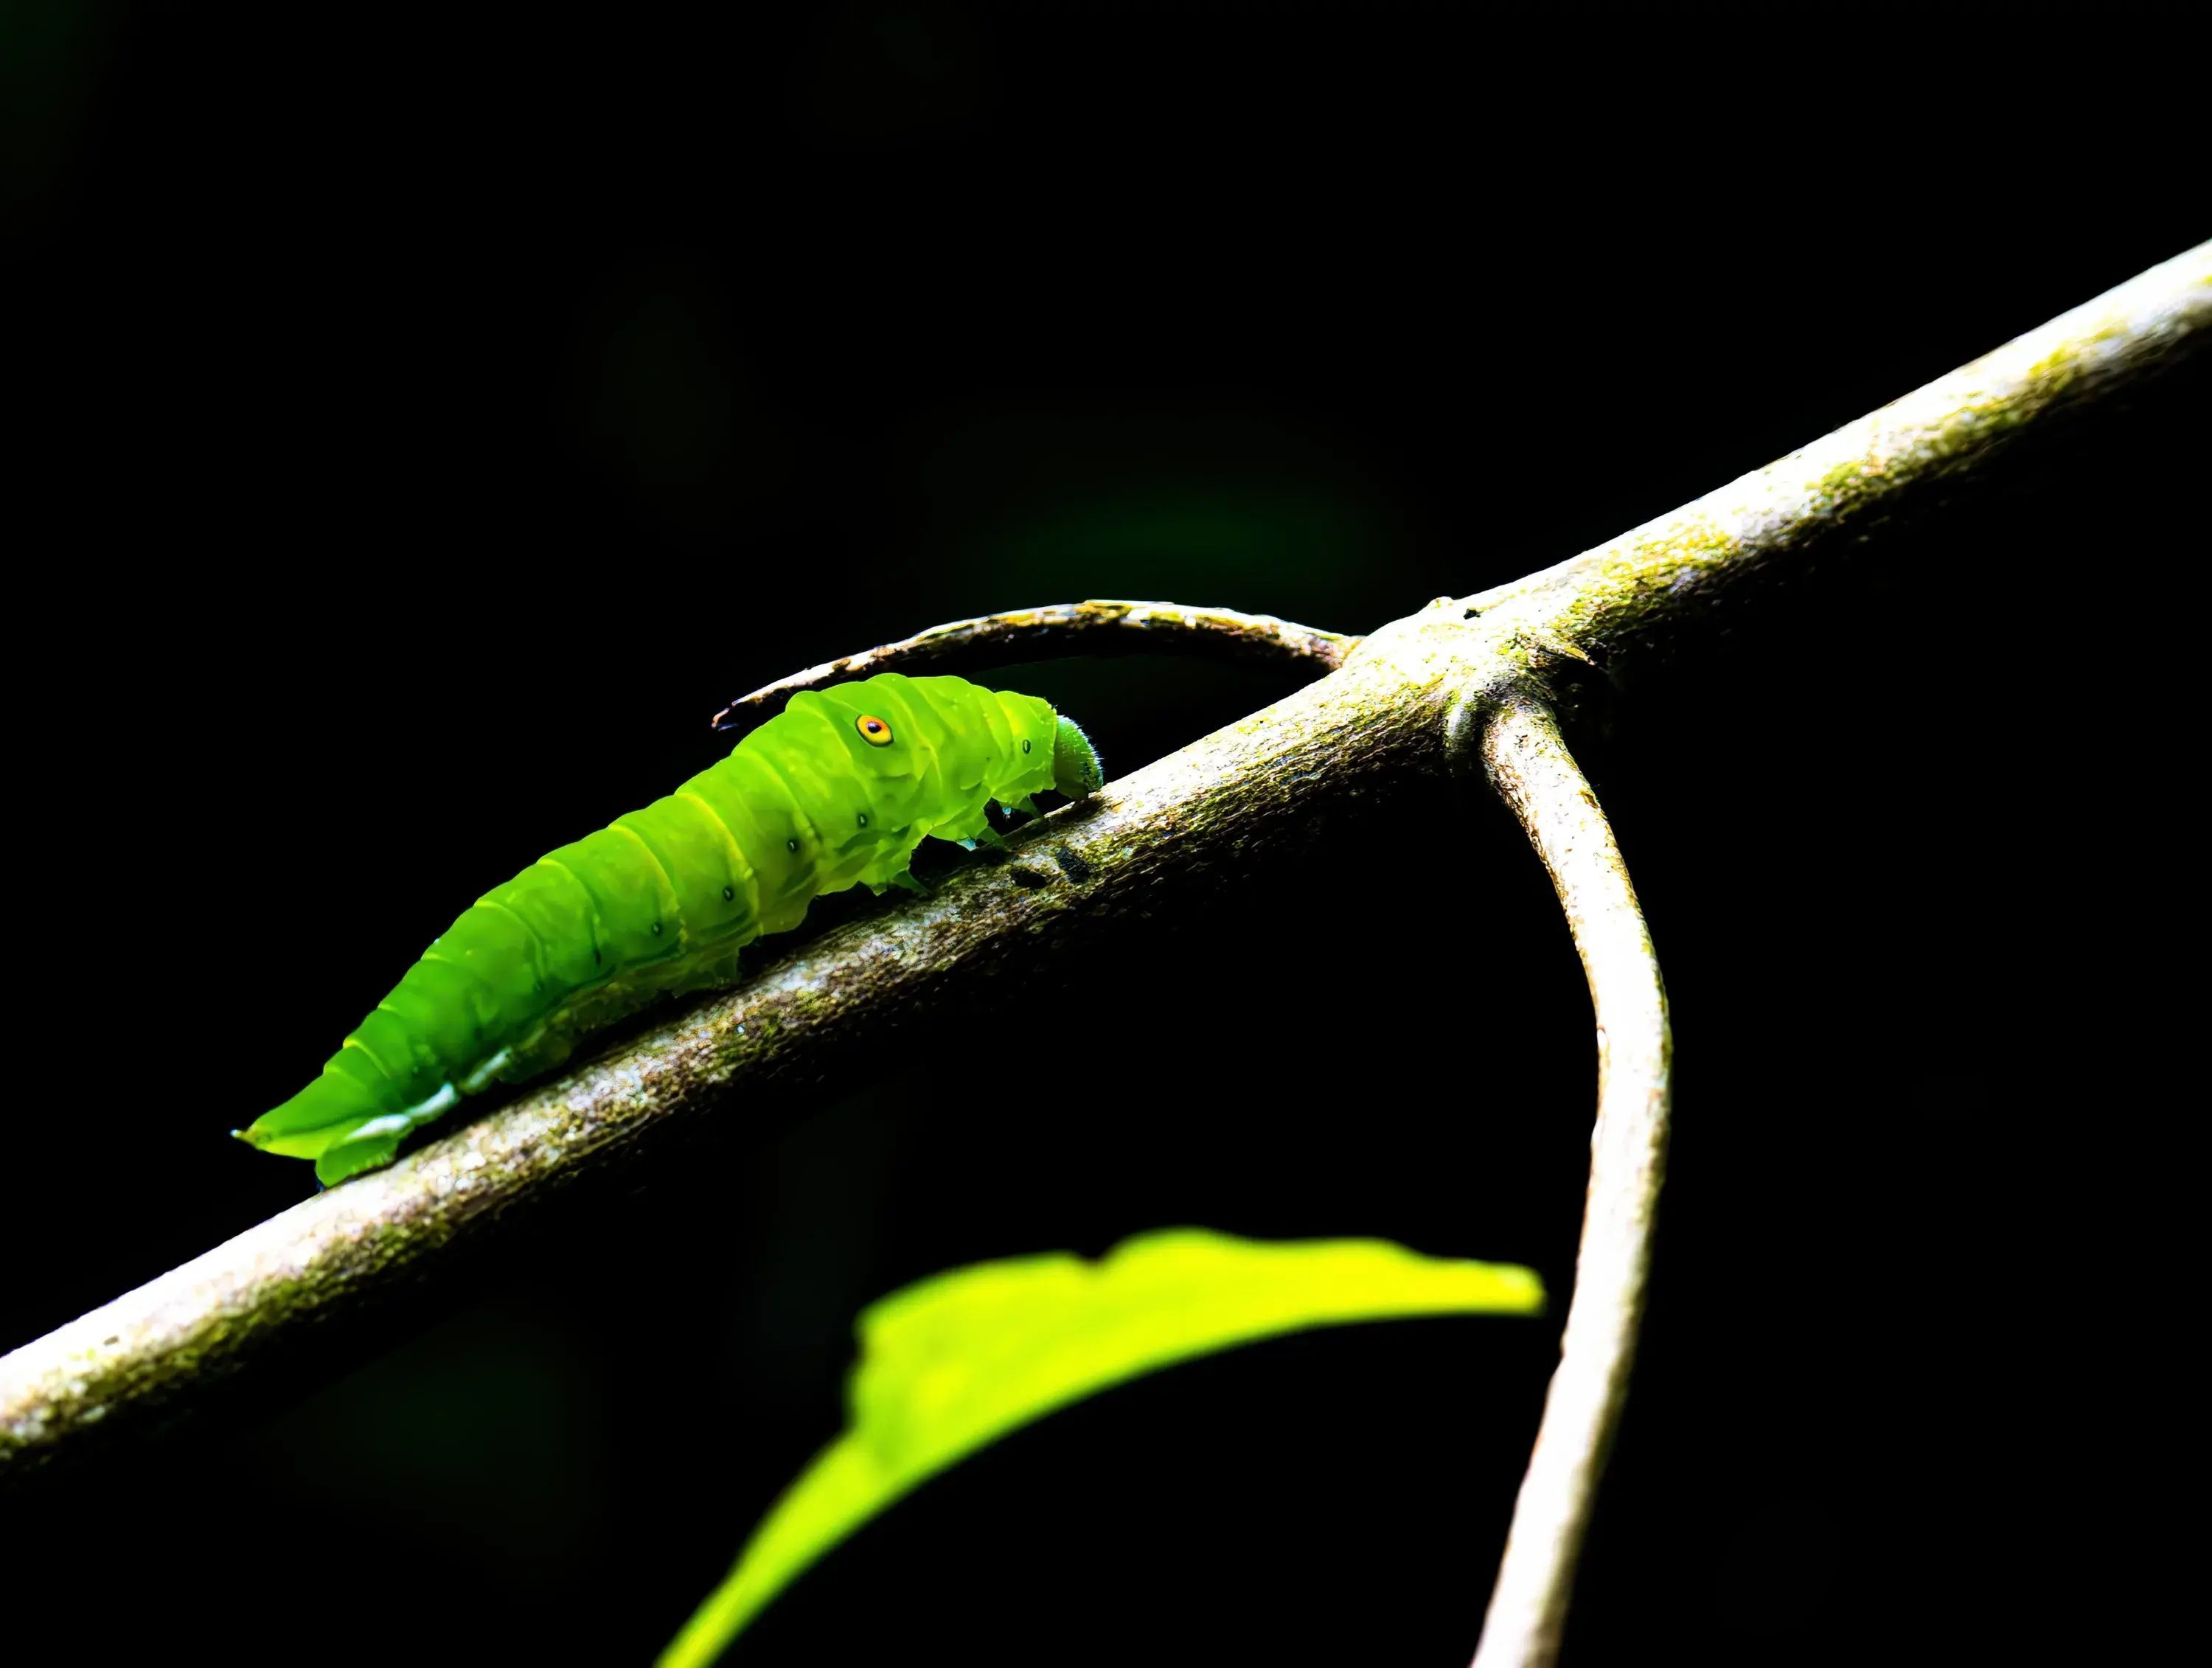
[[4, 246, 2206, 1560]]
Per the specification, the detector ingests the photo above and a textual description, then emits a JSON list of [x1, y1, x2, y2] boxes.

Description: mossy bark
[[4, 240, 2205, 1485]]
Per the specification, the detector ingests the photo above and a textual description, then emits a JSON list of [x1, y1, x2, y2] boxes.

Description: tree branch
[[1459, 238, 2211, 645], [1465, 699, 1670, 1668], [4, 240, 2205, 1488], [710, 599, 1360, 733]]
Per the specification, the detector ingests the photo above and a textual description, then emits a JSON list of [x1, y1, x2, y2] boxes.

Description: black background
[[3, 4, 2202, 1664]]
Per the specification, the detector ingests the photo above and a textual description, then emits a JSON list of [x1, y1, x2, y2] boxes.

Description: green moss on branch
[[4, 240, 2205, 1486]]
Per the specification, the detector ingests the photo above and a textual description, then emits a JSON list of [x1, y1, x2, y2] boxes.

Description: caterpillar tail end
[[1052, 715, 1103, 799], [237, 1071, 442, 1185]]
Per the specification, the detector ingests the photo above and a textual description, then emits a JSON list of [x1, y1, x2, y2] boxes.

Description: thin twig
[[4, 240, 2204, 1484], [1468, 699, 1671, 1668], [709, 599, 1359, 732]]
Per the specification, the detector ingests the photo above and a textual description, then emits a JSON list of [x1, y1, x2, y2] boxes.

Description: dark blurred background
[[2, 4, 2202, 1664]]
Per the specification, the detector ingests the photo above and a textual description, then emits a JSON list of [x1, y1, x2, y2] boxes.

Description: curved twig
[[4, 240, 2204, 1485], [1467, 698, 1671, 1668], [709, 599, 1360, 732]]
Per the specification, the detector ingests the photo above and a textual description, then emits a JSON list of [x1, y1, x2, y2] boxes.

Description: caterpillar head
[[1052, 715, 1104, 799]]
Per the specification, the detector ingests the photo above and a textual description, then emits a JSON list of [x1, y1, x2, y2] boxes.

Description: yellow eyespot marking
[[857, 714, 894, 747]]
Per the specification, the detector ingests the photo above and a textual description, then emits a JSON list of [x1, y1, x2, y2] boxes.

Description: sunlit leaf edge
[[659, 1227, 1545, 1667]]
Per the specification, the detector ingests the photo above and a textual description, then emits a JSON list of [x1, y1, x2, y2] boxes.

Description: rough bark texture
[[4, 240, 2205, 1491]]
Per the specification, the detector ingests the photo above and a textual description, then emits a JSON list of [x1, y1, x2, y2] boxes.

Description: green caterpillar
[[240, 673, 1105, 1185]]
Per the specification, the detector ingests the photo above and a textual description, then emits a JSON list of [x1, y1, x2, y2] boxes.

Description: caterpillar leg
[[314, 1130, 408, 1186]]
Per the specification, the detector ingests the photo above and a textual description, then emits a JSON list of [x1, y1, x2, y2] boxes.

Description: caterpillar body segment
[[242, 674, 1101, 1184]]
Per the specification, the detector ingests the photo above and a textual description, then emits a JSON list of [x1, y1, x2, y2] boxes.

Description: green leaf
[[659, 1228, 1544, 1665]]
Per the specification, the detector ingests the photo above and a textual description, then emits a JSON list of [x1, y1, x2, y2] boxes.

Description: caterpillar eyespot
[[240, 673, 1106, 1184]]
